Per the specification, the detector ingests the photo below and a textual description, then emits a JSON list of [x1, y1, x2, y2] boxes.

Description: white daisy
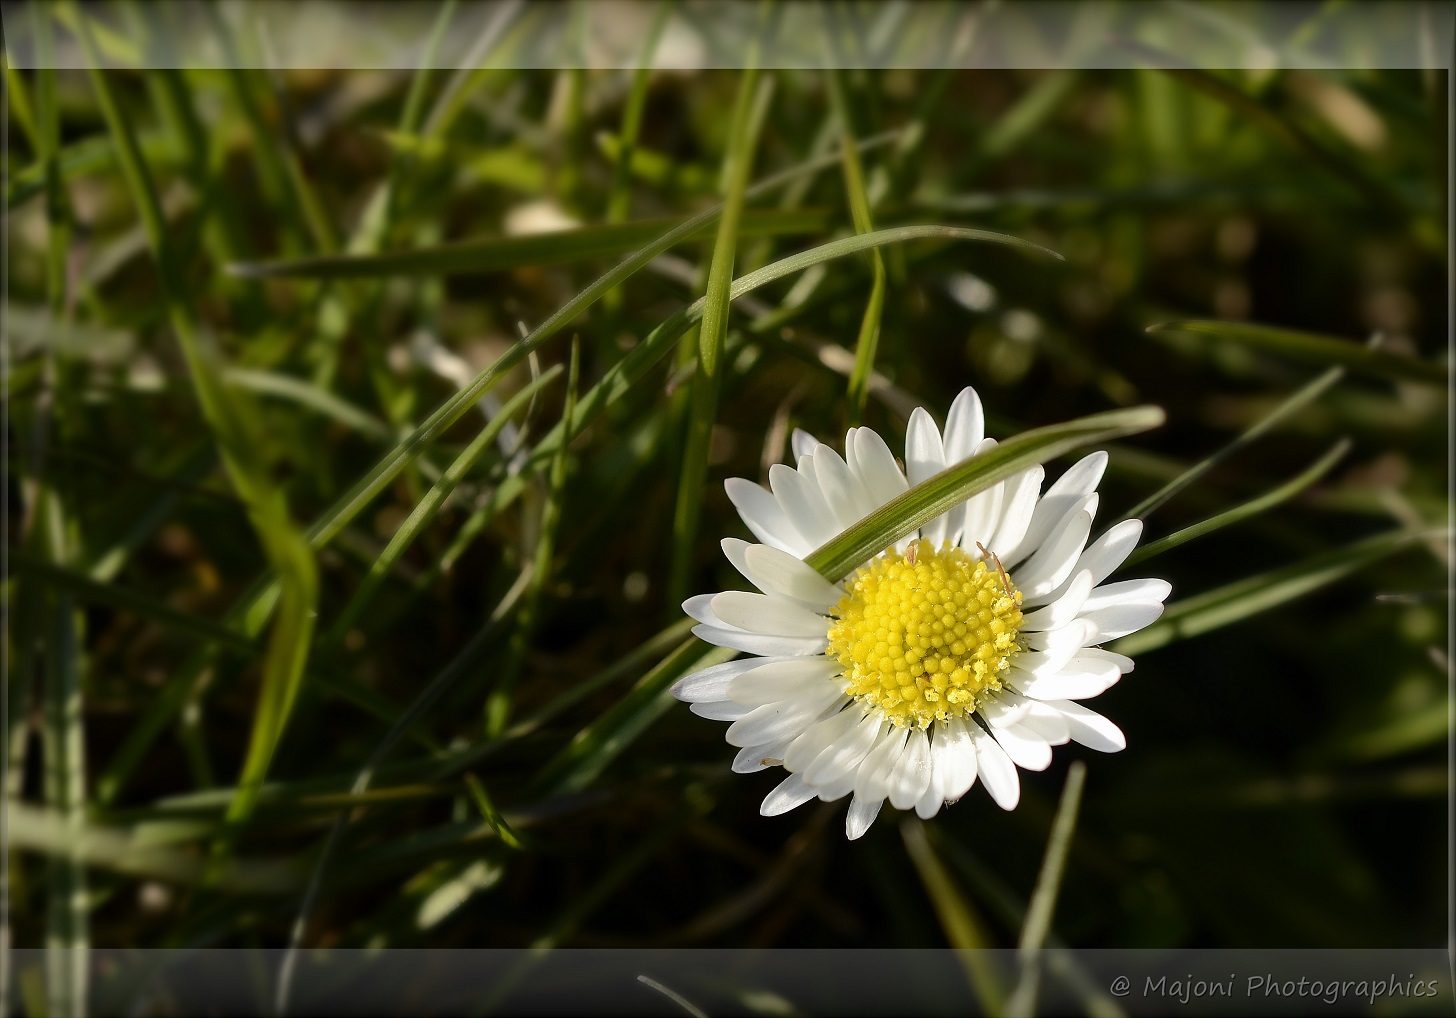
[[672, 387, 1170, 840]]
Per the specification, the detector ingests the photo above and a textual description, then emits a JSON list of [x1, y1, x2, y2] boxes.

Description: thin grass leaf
[[224, 368, 395, 442], [485, 346, 579, 736], [324, 364, 563, 648], [806, 405, 1166, 581], [1004, 761, 1087, 1018], [227, 208, 838, 280], [668, 67, 770, 607], [1127, 439, 1351, 566], [900, 819, 1003, 1013], [1147, 320, 1448, 387], [1114, 527, 1449, 657], [828, 67, 887, 426]]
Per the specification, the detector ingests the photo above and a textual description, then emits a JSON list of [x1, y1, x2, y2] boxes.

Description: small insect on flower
[[671, 386, 1170, 840]]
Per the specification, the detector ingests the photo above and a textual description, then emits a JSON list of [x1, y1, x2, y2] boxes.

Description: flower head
[[672, 387, 1169, 839]]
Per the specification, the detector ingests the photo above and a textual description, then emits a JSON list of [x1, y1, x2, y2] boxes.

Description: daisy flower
[[672, 387, 1170, 839]]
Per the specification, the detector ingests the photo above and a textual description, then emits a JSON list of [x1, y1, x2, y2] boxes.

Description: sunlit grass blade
[[1114, 527, 1449, 657], [224, 368, 395, 442], [668, 67, 770, 607], [1123, 353, 1355, 522], [227, 209, 838, 280], [1147, 320, 1448, 387], [325, 364, 563, 648], [806, 405, 1166, 581], [1004, 761, 1087, 1018], [1126, 439, 1351, 566], [900, 819, 1003, 1013]]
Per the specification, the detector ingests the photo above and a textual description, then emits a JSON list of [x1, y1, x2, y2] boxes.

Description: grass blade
[[806, 405, 1166, 581], [1005, 761, 1087, 1018], [1147, 320, 1448, 387], [668, 66, 770, 607], [1126, 439, 1351, 566], [1115, 527, 1448, 657]]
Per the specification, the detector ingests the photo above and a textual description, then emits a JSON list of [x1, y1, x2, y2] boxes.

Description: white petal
[[691, 624, 826, 657], [1020, 570, 1094, 631], [1081, 578, 1172, 612], [672, 655, 791, 702], [1046, 699, 1127, 752], [1024, 619, 1096, 656], [733, 743, 789, 773], [942, 387, 986, 466], [905, 408, 947, 544], [978, 695, 1032, 729], [813, 446, 876, 528], [784, 705, 864, 772], [1073, 519, 1143, 587], [803, 711, 883, 787], [845, 793, 884, 840], [725, 478, 808, 556], [1010, 665, 1119, 701], [682, 593, 722, 626], [1017, 698, 1071, 744], [1079, 646, 1136, 673], [1003, 452, 1107, 567], [985, 465, 1044, 556], [854, 726, 909, 804], [887, 726, 933, 810], [791, 428, 821, 460], [1014, 506, 1093, 598], [914, 777, 946, 820], [769, 463, 839, 548], [726, 687, 845, 747], [991, 722, 1054, 771], [955, 437, 1003, 551], [1083, 602, 1165, 641], [710, 591, 828, 639], [722, 539, 843, 612], [848, 427, 910, 507], [969, 723, 1020, 810], [761, 772, 817, 816], [690, 700, 756, 721], [729, 656, 842, 705], [933, 717, 979, 802]]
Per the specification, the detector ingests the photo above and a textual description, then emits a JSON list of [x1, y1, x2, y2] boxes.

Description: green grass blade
[[901, 818, 1003, 1012], [1115, 527, 1449, 657], [227, 209, 838, 280], [484, 346, 580, 736], [1123, 356, 1352, 522], [1147, 320, 1449, 387], [1126, 439, 1351, 566], [668, 67, 769, 607], [805, 405, 1166, 581], [224, 368, 395, 442], [827, 67, 887, 426], [1005, 761, 1087, 1018]]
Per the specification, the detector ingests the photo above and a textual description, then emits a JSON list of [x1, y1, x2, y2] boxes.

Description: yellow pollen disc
[[826, 538, 1024, 729]]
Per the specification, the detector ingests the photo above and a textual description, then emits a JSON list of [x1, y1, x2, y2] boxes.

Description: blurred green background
[[3, 1, 1449, 1012]]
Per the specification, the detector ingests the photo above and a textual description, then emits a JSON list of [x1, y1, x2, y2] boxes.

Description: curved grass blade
[[1126, 439, 1351, 566], [225, 368, 395, 442], [1115, 527, 1449, 657], [806, 406, 1166, 582], [1147, 320, 1448, 387]]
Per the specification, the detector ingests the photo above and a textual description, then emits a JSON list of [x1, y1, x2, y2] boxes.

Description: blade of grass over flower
[[276, 567, 532, 1016], [1123, 351, 1359, 522], [73, 16, 320, 848], [828, 68, 888, 427], [485, 346, 580, 737], [227, 209, 838, 280], [325, 364, 563, 649], [90, 140, 899, 809], [1005, 761, 1087, 1018], [668, 67, 770, 608], [901, 819, 1003, 1014], [1147, 320, 1448, 386], [1126, 439, 1351, 566], [1115, 527, 1448, 657], [805, 406, 1166, 581]]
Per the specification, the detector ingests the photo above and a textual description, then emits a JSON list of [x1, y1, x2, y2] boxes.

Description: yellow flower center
[[826, 538, 1024, 729]]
